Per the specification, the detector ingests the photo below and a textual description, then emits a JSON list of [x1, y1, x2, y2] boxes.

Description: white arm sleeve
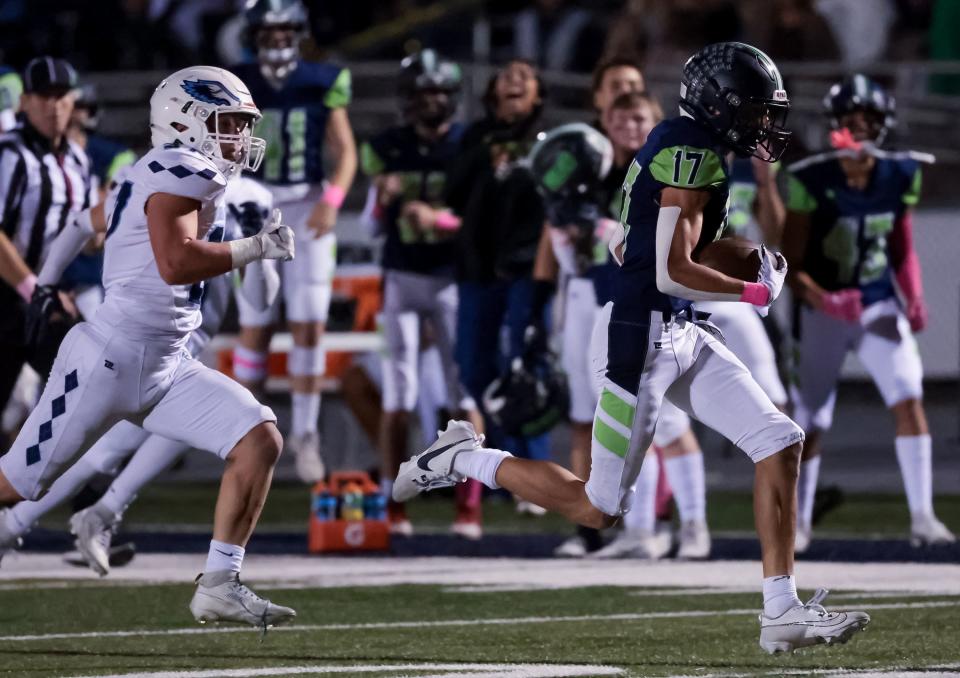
[[237, 259, 280, 312], [37, 208, 97, 286], [654, 205, 741, 302]]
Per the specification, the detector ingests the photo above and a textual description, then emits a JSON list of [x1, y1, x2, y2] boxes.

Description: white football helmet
[[150, 66, 266, 177]]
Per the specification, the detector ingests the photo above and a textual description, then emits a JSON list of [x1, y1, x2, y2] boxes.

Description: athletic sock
[[232, 346, 267, 384], [623, 452, 658, 535], [763, 574, 802, 618], [663, 451, 706, 523], [452, 448, 512, 489], [99, 436, 189, 517], [797, 456, 821, 530], [204, 539, 245, 574], [895, 434, 933, 519], [8, 456, 102, 535], [291, 392, 321, 437]]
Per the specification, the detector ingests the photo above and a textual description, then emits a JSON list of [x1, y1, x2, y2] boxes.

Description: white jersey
[[97, 145, 227, 342]]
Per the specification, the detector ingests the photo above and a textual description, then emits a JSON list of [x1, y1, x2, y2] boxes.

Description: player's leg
[[379, 276, 420, 535], [656, 402, 710, 559], [428, 279, 484, 538], [232, 287, 279, 401], [856, 303, 954, 544], [0, 324, 134, 505], [142, 358, 293, 627], [789, 305, 852, 551]]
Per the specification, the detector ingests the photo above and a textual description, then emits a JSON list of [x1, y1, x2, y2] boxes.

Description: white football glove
[[756, 244, 787, 316], [229, 208, 295, 268]]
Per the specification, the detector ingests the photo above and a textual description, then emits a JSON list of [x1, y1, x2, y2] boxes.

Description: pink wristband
[[16, 274, 37, 302], [321, 184, 346, 209], [434, 211, 461, 231], [740, 282, 769, 306]]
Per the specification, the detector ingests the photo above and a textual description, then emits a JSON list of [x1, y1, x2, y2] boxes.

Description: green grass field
[[1, 582, 957, 677]]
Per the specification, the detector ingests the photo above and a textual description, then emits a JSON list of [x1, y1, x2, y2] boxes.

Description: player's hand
[[307, 201, 337, 238], [758, 244, 787, 305], [25, 284, 66, 345], [905, 296, 928, 332], [401, 201, 437, 232], [375, 173, 404, 207], [818, 288, 863, 323], [750, 156, 777, 187], [258, 209, 295, 262]]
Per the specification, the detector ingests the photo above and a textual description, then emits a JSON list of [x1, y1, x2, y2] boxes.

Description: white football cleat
[[515, 499, 547, 517], [450, 520, 483, 541], [388, 519, 414, 537], [553, 535, 588, 558], [190, 570, 296, 631], [794, 523, 812, 554], [69, 505, 118, 577], [676, 520, 711, 560], [392, 420, 483, 502], [759, 588, 870, 654], [0, 509, 23, 565], [289, 432, 325, 484], [910, 515, 956, 547], [589, 530, 670, 560]]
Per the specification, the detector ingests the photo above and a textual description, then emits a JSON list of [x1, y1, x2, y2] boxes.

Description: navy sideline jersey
[[615, 116, 730, 319], [786, 151, 921, 306], [361, 123, 465, 275], [231, 61, 351, 186]]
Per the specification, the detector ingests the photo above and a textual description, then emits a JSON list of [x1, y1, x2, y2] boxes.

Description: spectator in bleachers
[[512, 0, 605, 73], [590, 57, 645, 128], [444, 60, 552, 512]]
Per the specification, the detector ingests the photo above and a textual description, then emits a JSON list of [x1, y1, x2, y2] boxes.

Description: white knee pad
[[739, 411, 805, 464], [288, 345, 327, 378], [233, 346, 268, 383], [235, 285, 280, 328]]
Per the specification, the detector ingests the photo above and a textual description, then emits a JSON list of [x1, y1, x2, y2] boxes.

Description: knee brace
[[288, 345, 326, 378], [233, 346, 268, 383]]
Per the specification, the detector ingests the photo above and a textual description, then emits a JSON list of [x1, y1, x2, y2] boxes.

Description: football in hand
[[694, 237, 762, 281]]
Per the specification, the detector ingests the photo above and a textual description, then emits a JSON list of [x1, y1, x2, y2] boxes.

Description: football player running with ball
[[394, 42, 871, 653], [782, 75, 954, 551], [231, 0, 357, 483], [0, 66, 296, 629]]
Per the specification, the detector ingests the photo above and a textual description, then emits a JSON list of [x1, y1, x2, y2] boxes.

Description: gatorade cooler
[[308, 471, 390, 553]]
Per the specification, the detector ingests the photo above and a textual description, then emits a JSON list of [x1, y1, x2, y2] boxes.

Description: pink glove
[[820, 289, 863, 323], [905, 297, 928, 332]]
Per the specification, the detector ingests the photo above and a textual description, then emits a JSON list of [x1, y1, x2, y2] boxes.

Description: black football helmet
[[245, 0, 308, 69], [528, 122, 613, 225], [680, 42, 791, 162], [74, 85, 100, 132], [823, 74, 896, 145], [483, 355, 568, 438], [398, 49, 462, 127]]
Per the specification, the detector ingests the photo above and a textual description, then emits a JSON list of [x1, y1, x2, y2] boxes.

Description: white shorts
[[697, 301, 787, 406], [0, 321, 275, 501], [562, 277, 602, 423], [588, 302, 694, 449], [585, 310, 803, 516], [790, 298, 923, 432], [236, 186, 336, 327], [380, 270, 474, 413]]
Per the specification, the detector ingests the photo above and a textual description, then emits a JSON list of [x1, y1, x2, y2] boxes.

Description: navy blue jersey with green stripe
[[787, 151, 921, 306], [615, 116, 730, 319], [361, 123, 464, 275], [231, 61, 350, 186]]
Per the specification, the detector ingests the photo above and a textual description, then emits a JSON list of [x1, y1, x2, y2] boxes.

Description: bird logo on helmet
[[398, 49, 463, 127], [679, 42, 791, 162], [150, 66, 266, 177], [823, 74, 896, 146]]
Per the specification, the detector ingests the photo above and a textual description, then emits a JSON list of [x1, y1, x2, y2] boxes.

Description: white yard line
[[2, 553, 959, 595], [58, 662, 624, 678], [1, 600, 954, 644]]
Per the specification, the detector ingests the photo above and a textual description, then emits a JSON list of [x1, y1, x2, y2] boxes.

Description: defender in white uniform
[[0, 66, 297, 629]]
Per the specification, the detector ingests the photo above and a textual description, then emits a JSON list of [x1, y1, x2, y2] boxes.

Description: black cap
[[23, 57, 78, 95]]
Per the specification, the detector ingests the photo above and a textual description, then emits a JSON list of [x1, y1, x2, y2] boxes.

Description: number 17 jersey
[[615, 116, 730, 319]]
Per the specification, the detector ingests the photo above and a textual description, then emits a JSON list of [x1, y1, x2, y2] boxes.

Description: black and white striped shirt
[[0, 121, 95, 275]]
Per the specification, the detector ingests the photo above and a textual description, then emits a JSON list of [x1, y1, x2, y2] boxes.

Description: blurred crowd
[[0, 0, 956, 74]]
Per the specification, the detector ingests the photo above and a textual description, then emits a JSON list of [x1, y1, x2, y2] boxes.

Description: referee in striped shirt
[[0, 57, 94, 416]]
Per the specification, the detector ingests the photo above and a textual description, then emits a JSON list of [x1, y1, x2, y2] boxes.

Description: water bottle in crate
[[308, 471, 390, 553]]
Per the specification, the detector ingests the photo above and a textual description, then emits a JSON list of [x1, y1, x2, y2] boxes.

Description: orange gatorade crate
[[308, 471, 390, 553]]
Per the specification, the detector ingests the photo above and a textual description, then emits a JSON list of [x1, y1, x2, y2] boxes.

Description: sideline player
[[782, 74, 954, 551], [1, 174, 278, 575], [360, 50, 485, 539], [394, 42, 870, 653], [0, 66, 296, 628], [231, 0, 357, 483]]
